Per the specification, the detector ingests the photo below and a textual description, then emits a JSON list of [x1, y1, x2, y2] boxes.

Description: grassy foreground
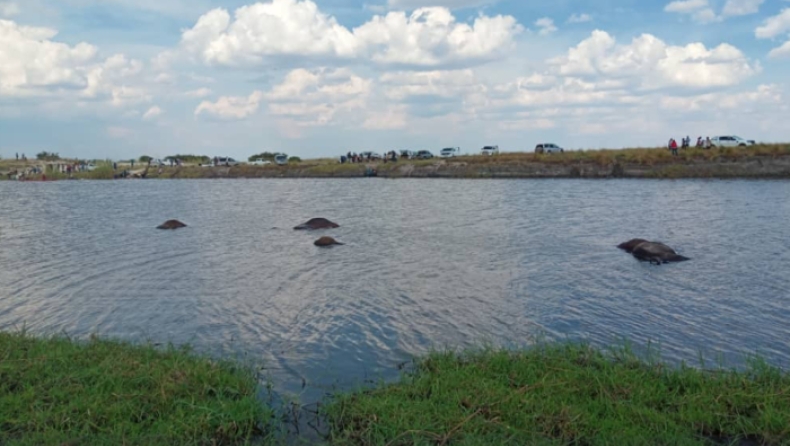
[[3, 334, 790, 445], [0, 332, 269, 446], [326, 345, 790, 445]]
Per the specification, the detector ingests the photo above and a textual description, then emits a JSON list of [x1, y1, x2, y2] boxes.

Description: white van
[[440, 147, 460, 158]]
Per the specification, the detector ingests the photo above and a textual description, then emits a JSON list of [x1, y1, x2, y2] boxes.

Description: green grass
[[325, 344, 790, 445], [0, 332, 270, 446]]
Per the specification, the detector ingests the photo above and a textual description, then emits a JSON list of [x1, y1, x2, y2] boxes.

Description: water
[[1, 178, 790, 402]]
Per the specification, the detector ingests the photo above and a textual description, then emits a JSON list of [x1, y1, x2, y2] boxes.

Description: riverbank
[[0, 332, 268, 445], [2, 334, 789, 445], [3, 144, 790, 181]]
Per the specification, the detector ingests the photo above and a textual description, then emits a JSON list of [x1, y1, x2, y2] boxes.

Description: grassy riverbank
[[0, 332, 268, 445], [2, 334, 790, 445], [326, 345, 790, 445], [3, 144, 790, 181]]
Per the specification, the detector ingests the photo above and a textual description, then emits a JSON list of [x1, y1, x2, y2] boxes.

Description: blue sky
[[1, 0, 789, 160]]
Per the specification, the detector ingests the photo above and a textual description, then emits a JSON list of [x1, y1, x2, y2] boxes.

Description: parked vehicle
[[359, 151, 382, 161], [481, 145, 499, 156], [274, 154, 289, 165], [214, 157, 240, 166], [440, 147, 460, 158], [249, 159, 271, 166], [415, 150, 434, 159], [399, 150, 415, 159], [710, 136, 755, 147], [148, 159, 166, 166], [84, 163, 97, 171], [535, 143, 564, 154]]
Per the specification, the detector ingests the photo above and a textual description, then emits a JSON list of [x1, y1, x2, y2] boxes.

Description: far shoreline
[[3, 144, 790, 181]]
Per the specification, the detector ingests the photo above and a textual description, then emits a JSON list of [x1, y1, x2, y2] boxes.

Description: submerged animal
[[314, 236, 343, 247], [157, 220, 187, 230], [618, 239, 689, 264], [294, 218, 340, 230], [617, 238, 649, 253]]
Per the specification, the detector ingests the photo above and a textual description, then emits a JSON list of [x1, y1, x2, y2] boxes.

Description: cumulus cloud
[[0, 19, 148, 108], [184, 87, 213, 98], [362, 105, 408, 129], [722, 0, 764, 17], [0, 1, 19, 17], [194, 90, 264, 119], [551, 30, 757, 89], [567, 13, 592, 23], [768, 40, 790, 58], [181, 0, 522, 68], [755, 8, 790, 39], [379, 69, 482, 100], [386, 0, 492, 9], [0, 19, 97, 95], [664, 0, 719, 23], [142, 105, 163, 120], [264, 68, 370, 126], [534, 17, 557, 36]]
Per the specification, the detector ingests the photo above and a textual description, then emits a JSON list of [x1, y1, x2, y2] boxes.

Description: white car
[[535, 143, 564, 154], [250, 159, 271, 166], [481, 145, 499, 156], [710, 136, 755, 147], [440, 147, 460, 158]]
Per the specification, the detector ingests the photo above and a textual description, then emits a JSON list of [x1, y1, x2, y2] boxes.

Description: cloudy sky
[[1, 0, 788, 160]]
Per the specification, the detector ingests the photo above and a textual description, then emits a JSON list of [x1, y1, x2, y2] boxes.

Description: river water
[[1, 178, 789, 401]]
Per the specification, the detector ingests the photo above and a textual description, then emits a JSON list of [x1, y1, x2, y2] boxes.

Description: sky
[[1, 0, 789, 160]]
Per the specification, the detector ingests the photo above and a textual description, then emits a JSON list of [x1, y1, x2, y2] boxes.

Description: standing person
[[704, 137, 712, 149], [131, 159, 135, 168], [670, 139, 678, 156], [15, 152, 18, 160], [113, 162, 117, 171]]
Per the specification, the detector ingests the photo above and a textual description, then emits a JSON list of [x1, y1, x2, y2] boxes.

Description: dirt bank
[[155, 154, 790, 180]]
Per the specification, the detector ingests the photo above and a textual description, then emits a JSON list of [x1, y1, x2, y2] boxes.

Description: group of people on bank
[[667, 136, 713, 155]]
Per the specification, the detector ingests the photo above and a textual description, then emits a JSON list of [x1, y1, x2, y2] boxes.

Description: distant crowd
[[667, 136, 713, 155]]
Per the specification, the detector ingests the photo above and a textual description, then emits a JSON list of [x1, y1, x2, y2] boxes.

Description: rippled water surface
[[1, 179, 790, 398]]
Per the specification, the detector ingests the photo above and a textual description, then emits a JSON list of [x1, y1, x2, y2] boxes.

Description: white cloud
[[755, 8, 790, 39], [665, 0, 708, 13], [552, 30, 757, 89], [386, 0, 493, 9], [0, 19, 98, 96], [142, 105, 163, 120], [0, 19, 149, 109], [362, 105, 408, 129], [184, 87, 213, 98], [353, 8, 522, 66], [567, 13, 592, 23], [264, 68, 370, 126], [379, 69, 481, 100], [0, 1, 19, 17], [535, 17, 557, 36], [722, 0, 764, 17], [194, 90, 263, 119], [181, 1, 522, 68], [664, 0, 719, 23], [768, 40, 790, 58]]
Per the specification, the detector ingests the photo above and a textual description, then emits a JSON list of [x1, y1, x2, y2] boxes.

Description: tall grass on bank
[[326, 344, 790, 445], [0, 332, 270, 446]]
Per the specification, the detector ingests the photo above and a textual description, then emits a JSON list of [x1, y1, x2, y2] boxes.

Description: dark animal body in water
[[314, 236, 343, 247], [157, 220, 187, 230], [618, 239, 689, 264], [294, 218, 340, 230]]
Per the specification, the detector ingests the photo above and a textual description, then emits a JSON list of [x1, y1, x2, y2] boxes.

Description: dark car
[[414, 150, 434, 159]]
